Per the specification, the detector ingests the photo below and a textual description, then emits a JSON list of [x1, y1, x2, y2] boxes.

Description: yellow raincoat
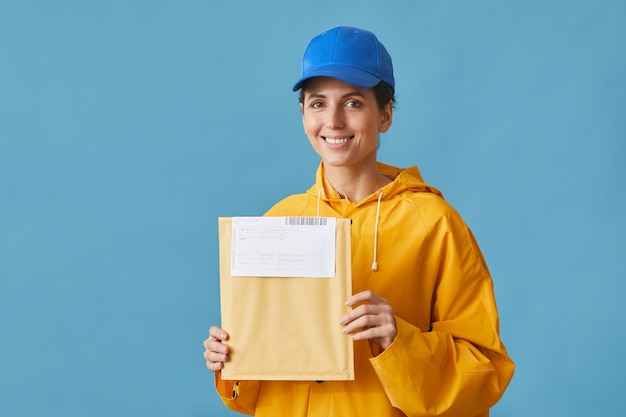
[[215, 162, 514, 416]]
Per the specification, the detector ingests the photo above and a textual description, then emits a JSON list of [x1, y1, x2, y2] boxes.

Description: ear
[[378, 101, 393, 133]]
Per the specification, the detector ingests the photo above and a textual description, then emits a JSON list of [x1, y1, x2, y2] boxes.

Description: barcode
[[285, 217, 327, 226]]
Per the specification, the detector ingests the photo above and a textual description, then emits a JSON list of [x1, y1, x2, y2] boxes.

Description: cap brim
[[292, 66, 382, 91]]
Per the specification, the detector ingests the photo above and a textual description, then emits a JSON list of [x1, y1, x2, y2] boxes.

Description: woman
[[204, 26, 514, 417]]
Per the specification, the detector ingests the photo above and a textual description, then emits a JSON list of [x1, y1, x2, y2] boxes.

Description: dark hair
[[371, 81, 396, 110], [298, 80, 396, 110]]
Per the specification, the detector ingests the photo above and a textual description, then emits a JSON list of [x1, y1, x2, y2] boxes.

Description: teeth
[[324, 137, 351, 144]]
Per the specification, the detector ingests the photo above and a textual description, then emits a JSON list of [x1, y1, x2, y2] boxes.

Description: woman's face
[[301, 77, 392, 171]]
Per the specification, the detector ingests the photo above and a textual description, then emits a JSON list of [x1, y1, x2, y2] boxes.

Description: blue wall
[[1, 1, 624, 415]]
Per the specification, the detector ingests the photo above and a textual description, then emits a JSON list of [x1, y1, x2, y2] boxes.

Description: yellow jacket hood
[[307, 162, 443, 206]]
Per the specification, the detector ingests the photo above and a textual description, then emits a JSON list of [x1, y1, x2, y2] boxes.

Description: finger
[[204, 348, 229, 364], [206, 361, 223, 372], [207, 335, 228, 354], [209, 326, 229, 341], [341, 308, 390, 333], [348, 326, 388, 341], [346, 320, 397, 340], [345, 290, 387, 307], [341, 314, 372, 334], [206, 358, 225, 372], [340, 303, 370, 325], [344, 317, 397, 341], [204, 337, 230, 354], [340, 303, 392, 326], [204, 344, 230, 373]]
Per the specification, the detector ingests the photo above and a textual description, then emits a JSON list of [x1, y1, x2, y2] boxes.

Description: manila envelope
[[218, 217, 354, 380]]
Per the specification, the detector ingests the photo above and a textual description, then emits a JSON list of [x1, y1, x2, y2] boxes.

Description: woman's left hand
[[340, 290, 397, 352]]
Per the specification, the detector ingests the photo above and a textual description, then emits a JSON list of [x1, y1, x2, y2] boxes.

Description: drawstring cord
[[371, 191, 383, 271], [317, 187, 382, 272]]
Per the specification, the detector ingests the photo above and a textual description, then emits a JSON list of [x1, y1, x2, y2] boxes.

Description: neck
[[324, 162, 391, 202]]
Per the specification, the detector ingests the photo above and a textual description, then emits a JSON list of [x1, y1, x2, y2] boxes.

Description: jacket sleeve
[[214, 373, 260, 415], [369, 212, 515, 417]]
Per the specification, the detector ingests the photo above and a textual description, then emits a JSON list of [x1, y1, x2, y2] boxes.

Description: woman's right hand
[[203, 326, 230, 372]]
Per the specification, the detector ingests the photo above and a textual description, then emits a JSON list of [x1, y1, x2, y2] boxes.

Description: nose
[[325, 105, 345, 129]]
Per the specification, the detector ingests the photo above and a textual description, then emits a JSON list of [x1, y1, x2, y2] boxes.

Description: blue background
[[1, 1, 624, 416]]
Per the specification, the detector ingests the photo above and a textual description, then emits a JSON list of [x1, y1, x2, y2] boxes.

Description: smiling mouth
[[323, 136, 354, 144]]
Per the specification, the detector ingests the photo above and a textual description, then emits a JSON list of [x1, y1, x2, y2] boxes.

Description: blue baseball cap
[[292, 26, 395, 92]]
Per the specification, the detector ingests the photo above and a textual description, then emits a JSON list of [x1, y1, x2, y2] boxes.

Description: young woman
[[204, 26, 514, 417]]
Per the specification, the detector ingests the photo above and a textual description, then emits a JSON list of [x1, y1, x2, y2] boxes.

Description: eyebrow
[[306, 91, 367, 101]]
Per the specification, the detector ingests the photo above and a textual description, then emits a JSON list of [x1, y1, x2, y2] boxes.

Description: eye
[[310, 101, 324, 109], [346, 100, 363, 108]]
